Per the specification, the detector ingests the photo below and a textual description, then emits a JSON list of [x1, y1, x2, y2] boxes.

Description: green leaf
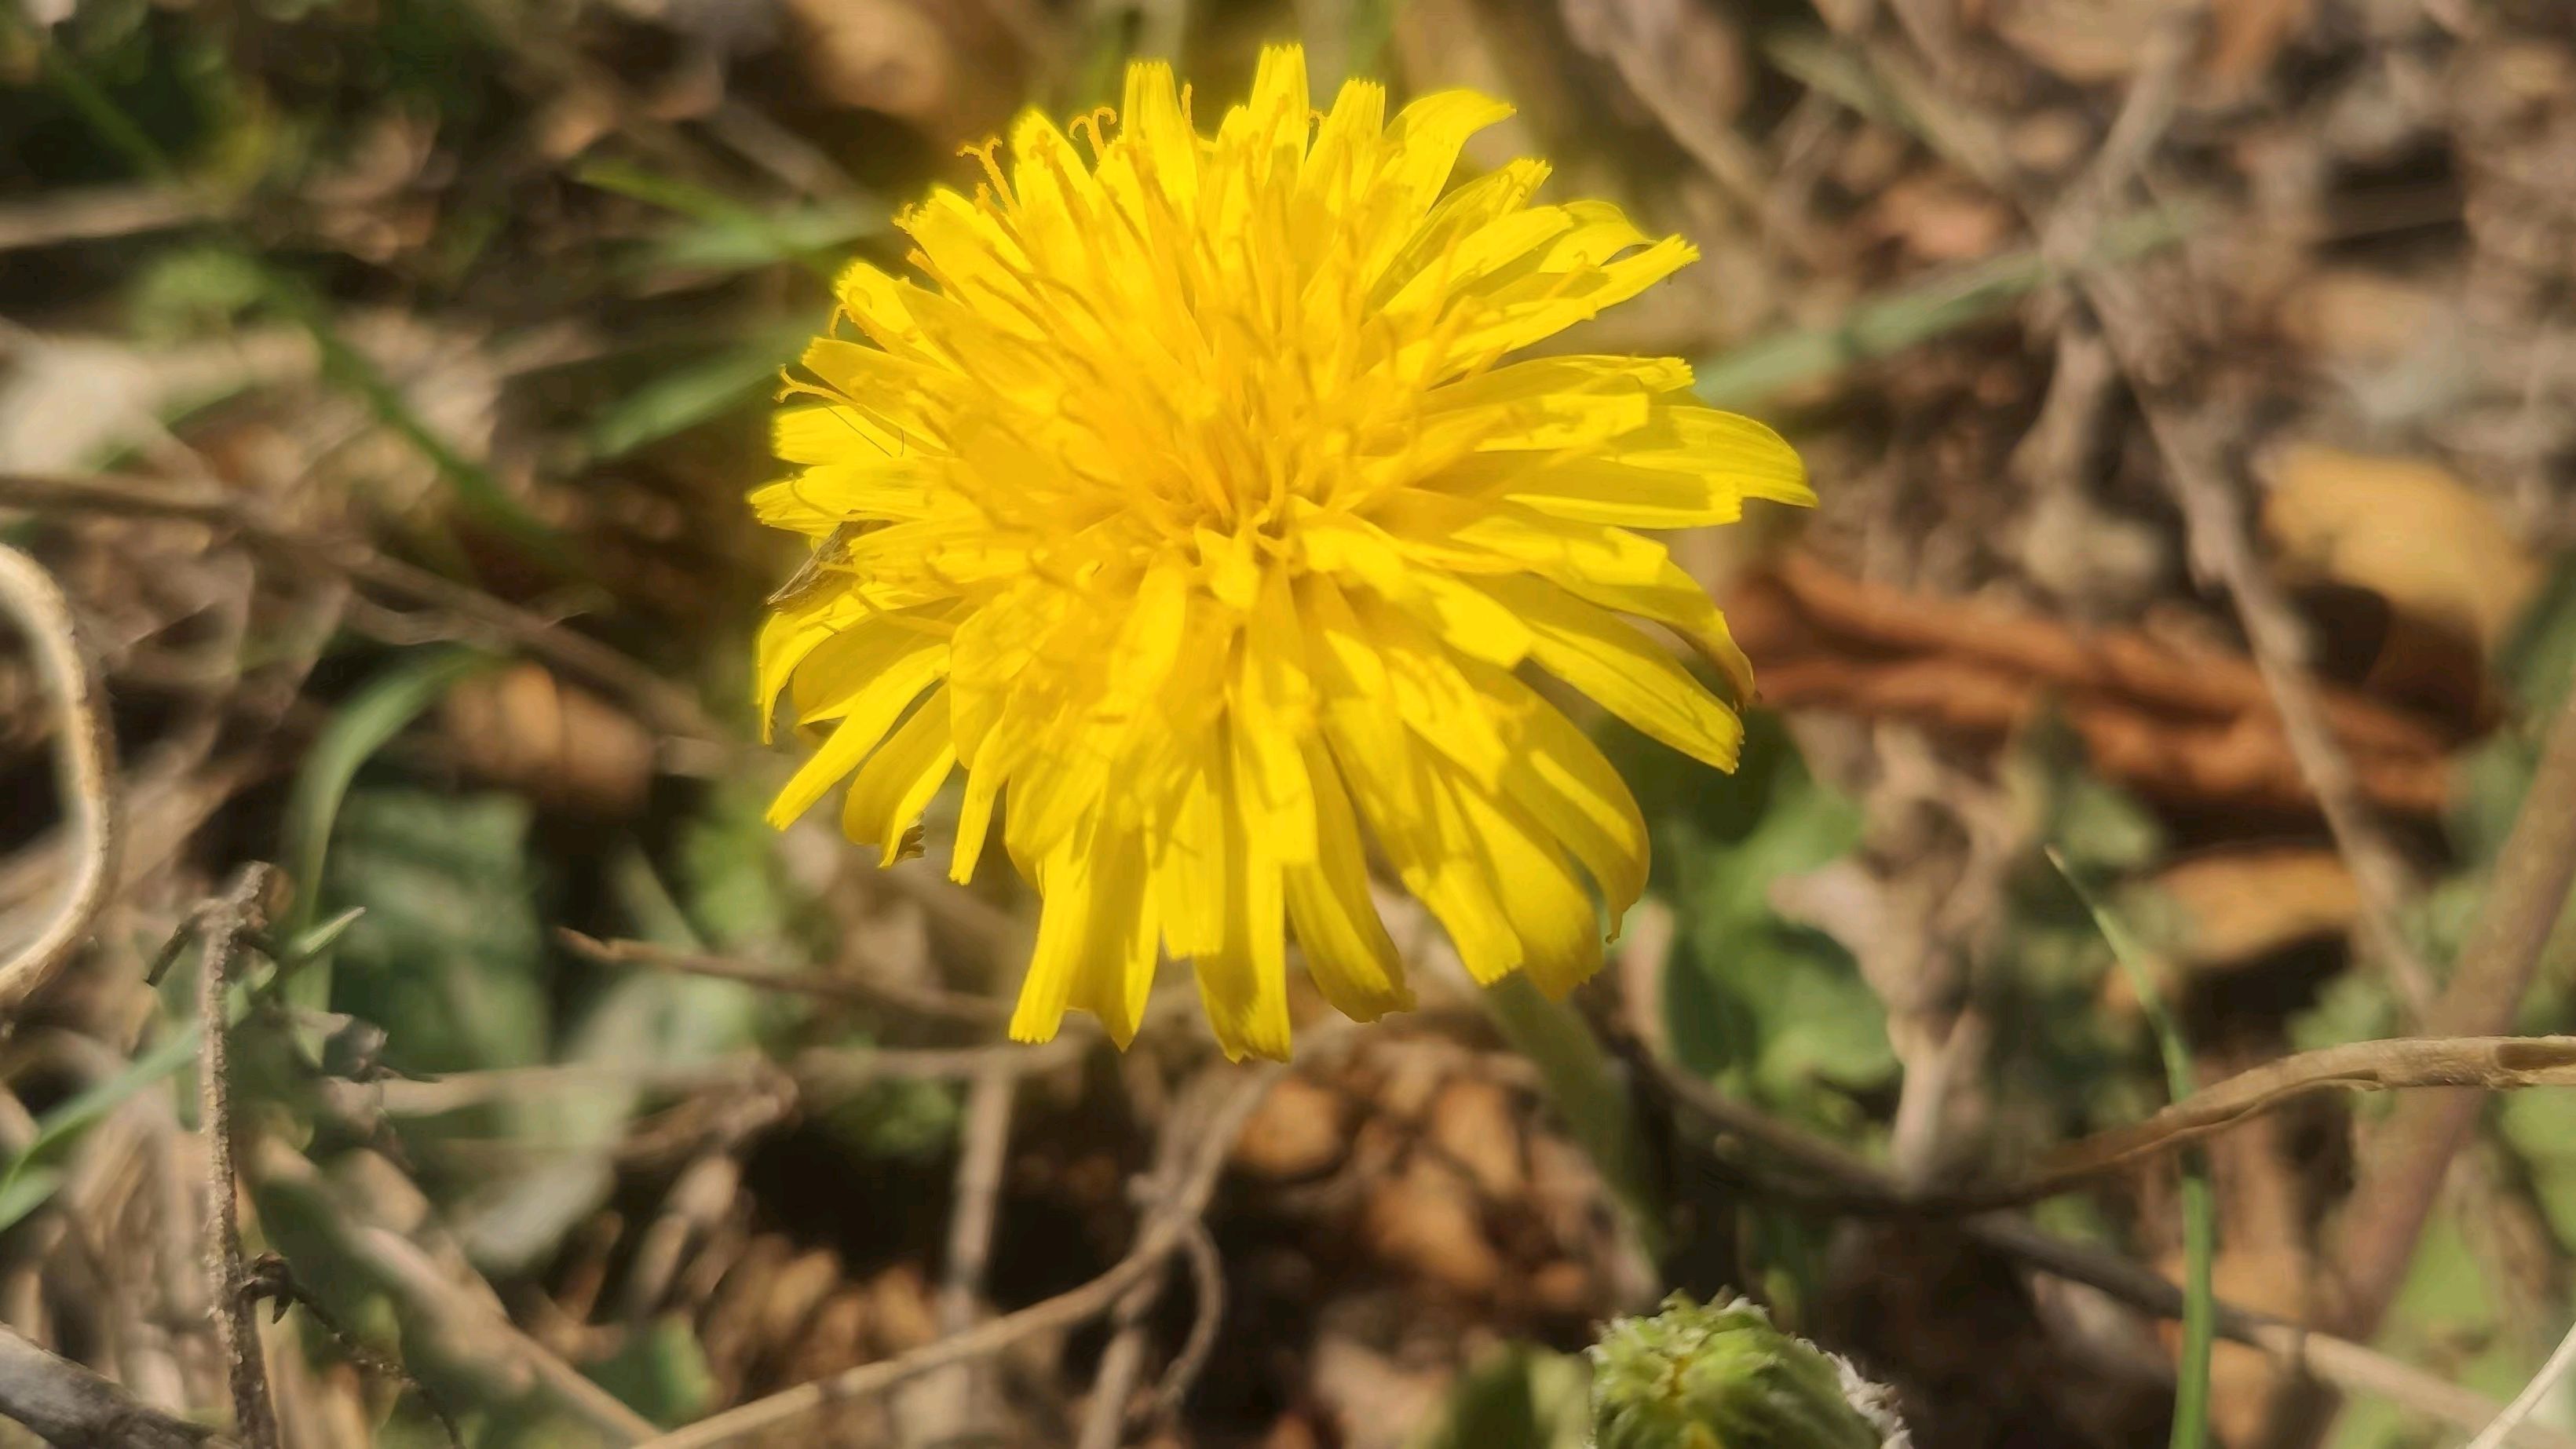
[[575, 160, 875, 285], [585, 1314, 717, 1428], [815, 1075, 964, 1162], [445, 841, 756, 1272], [676, 776, 809, 951], [1410, 1343, 1591, 1449], [648, 203, 886, 276], [1482, 976, 1666, 1259], [280, 647, 495, 1010], [276, 906, 367, 965], [327, 788, 549, 1075], [1627, 714, 1890, 1122]]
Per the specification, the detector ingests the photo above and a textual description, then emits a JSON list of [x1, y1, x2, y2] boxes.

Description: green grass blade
[[252, 266, 568, 561], [2049, 847, 2214, 1449], [1694, 209, 2185, 408], [279, 648, 497, 1010], [588, 324, 811, 459], [574, 160, 853, 287], [28, 33, 568, 565], [1481, 976, 1668, 1260], [0, 1024, 205, 1232]]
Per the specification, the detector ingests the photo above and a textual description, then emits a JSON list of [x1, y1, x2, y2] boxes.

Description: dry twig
[[2331, 687, 2576, 1335], [0, 542, 119, 1018], [1642, 1053, 2576, 1447], [0, 471, 721, 745], [0, 1324, 216, 1449], [912, 1057, 1018, 1440], [1942, 1035, 2576, 1210], [2466, 1316, 2576, 1449], [190, 864, 283, 1449], [557, 929, 1009, 1026], [631, 1045, 1321, 1449]]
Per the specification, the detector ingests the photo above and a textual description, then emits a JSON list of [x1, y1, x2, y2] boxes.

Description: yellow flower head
[[753, 45, 1811, 1060]]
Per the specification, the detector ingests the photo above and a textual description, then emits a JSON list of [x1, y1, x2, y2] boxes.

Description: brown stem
[[197, 863, 281, 1449], [2329, 687, 2576, 1334]]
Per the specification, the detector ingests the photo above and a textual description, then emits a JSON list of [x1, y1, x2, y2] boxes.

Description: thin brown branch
[[2330, 685, 2576, 1335], [1641, 1053, 2576, 1447], [0, 1324, 217, 1449], [0, 184, 213, 251], [1942, 1036, 2576, 1210], [0, 542, 119, 1018], [195, 863, 281, 1449], [254, 1142, 659, 1444], [557, 929, 1009, 1026], [2117, 357, 2440, 1020], [0, 471, 722, 746], [634, 1040, 1329, 1449], [243, 1254, 465, 1449], [1155, 1220, 1226, 1422], [912, 1058, 1018, 1440], [1077, 1063, 1202, 1449]]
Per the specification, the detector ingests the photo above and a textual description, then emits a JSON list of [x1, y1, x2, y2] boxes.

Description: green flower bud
[[1588, 1294, 1907, 1449]]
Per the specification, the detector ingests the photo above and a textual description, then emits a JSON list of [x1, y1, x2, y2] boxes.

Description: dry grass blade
[[0, 542, 119, 1019]]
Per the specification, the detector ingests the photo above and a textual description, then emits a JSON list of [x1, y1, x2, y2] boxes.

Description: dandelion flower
[[752, 45, 1811, 1060]]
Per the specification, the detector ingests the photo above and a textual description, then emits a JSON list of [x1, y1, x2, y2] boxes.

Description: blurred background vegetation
[[5, 0, 2576, 1446]]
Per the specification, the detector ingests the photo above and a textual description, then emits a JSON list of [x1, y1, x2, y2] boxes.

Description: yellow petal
[[776, 404, 904, 465], [1474, 573, 1743, 768], [1468, 661, 1649, 922], [1010, 819, 1105, 1043], [842, 691, 958, 862], [833, 259, 925, 348], [1197, 763, 1292, 1062], [1451, 779, 1603, 998], [765, 637, 945, 827], [1285, 739, 1413, 1021], [1119, 60, 1200, 211], [1064, 827, 1158, 1048]]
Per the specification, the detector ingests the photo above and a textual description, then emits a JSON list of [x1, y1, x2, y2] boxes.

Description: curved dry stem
[[0, 542, 119, 1018]]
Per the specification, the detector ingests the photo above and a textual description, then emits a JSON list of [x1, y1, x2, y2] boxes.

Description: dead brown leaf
[[1231, 1075, 1352, 1181], [440, 661, 654, 819], [2260, 443, 2541, 658], [1726, 554, 2461, 818], [2153, 846, 2360, 971]]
